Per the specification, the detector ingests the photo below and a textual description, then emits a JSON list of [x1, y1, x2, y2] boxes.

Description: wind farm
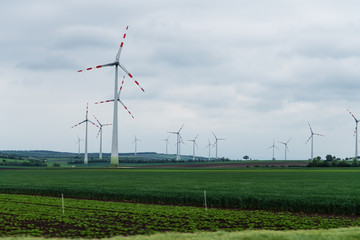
[[3, 1, 360, 239]]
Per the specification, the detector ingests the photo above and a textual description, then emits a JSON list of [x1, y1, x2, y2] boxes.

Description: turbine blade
[[118, 76, 125, 97], [119, 64, 145, 92], [347, 109, 359, 122], [71, 120, 86, 128], [95, 99, 114, 104], [178, 124, 184, 133], [286, 138, 292, 144], [88, 120, 99, 128], [96, 128, 101, 138], [115, 26, 129, 61], [305, 135, 312, 144], [77, 62, 115, 72], [119, 99, 135, 119], [308, 122, 313, 133], [93, 115, 101, 126]]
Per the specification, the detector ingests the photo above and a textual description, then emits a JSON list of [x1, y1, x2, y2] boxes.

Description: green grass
[[1, 194, 360, 238], [1, 168, 360, 214]]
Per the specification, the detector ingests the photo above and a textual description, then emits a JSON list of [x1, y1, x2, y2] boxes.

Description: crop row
[[1, 194, 360, 238], [2, 168, 360, 215]]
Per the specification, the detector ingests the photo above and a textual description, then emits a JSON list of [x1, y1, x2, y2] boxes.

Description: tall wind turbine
[[347, 109, 359, 159], [78, 26, 144, 167], [306, 122, 324, 160], [268, 139, 278, 160], [279, 138, 291, 161], [212, 132, 225, 160], [187, 134, 199, 161], [162, 135, 170, 155], [93, 115, 111, 160], [205, 139, 213, 161], [76, 136, 84, 154], [169, 124, 184, 160], [71, 103, 98, 165], [133, 136, 141, 155]]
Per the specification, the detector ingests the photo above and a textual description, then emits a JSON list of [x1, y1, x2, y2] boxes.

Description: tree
[[243, 155, 249, 161], [325, 154, 333, 162]]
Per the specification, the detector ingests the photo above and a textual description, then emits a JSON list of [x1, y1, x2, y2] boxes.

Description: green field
[[1, 168, 360, 214], [1, 194, 360, 238]]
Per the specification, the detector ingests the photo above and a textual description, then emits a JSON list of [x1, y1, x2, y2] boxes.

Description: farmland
[[1, 168, 360, 214], [1, 193, 360, 238]]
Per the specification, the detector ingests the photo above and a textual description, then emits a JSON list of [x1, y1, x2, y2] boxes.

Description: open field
[[1, 168, 360, 214], [1, 194, 360, 238]]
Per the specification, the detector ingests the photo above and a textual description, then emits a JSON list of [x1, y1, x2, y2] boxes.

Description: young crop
[[1, 194, 360, 238]]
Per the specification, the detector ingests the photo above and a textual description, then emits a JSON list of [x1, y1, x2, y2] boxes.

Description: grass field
[[1, 168, 360, 214]]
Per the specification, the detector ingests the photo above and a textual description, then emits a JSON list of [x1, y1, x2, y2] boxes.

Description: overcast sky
[[1, 0, 360, 160]]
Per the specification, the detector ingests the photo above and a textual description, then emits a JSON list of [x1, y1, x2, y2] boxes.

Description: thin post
[[204, 190, 207, 211], [61, 193, 64, 216]]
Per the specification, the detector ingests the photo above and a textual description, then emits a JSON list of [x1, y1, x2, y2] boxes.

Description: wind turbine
[[71, 103, 98, 165], [169, 124, 184, 160], [93, 115, 111, 160], [133, 136, 141, 155], [78, 26, 144, 167], [212, 132, 225, 160], [76, 136, 84, 154], [347, 109, 359, 159], [162, 135, 170, 155], [279, 138, 291, 161], [268, 139, 278, 160], [205, 139, 213, 161], [306, 122, 324, 160], [187, 134, 199, 161]]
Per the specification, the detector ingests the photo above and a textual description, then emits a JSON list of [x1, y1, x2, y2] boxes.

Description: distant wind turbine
[[212, 132, 225, 160], [306, 122, 324, 160], [347, 109, 359, 159], [76, 136, 84, 154], [78, 26, 144, 167], [133, 136, 141, 155], [279, 138, 291, 161], [268, 139, 278, 160], [93, 115, 111, 160], [169, 124, 184, 160], [71, 103, 98, 164], [162, 135, 170, 155], [205, 139, 213, 161], [187, 134, 199, 161]]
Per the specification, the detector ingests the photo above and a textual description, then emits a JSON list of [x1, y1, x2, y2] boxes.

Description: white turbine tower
[[279, 138, 291, 161], [78, 26, 144, 167], [133, 136, 141, 155], [187, 134, 199, 161], [205, 139, 213, 161], [347, 109, 359, 159], [162, 135, 170, 155], [71, 103, 98, 165], [306, 122, 324, 160], [169, 124, 184, 160], [212, 132, 225, 160], [268, 139, 278, 160], [93, 115, 111, 160], [76, 136, 84, 154]]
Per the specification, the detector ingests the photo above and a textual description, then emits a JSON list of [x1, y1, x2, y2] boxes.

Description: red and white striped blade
[[71, 120, 86, 128], [95, 99, 114, 104], [103, 123, 112, 127], [314, 133, 324, 137], [96, 128, 101, 138], [119, 64, 145, 92], [116, 26, 129, 61], [305, 135, 312, 144], [119, 99, 135, 119], [93, 115, 101, 126], [178, 124, 184, 133], [118, 76, 125, 96], [307, 122, 313, 133], [347, 109, 359, 122], [77, 62, 115, 73], [88, 120, 99, 128]]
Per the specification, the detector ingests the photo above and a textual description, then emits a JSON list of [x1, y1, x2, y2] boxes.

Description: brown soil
[[138, 161, 308, 168]]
